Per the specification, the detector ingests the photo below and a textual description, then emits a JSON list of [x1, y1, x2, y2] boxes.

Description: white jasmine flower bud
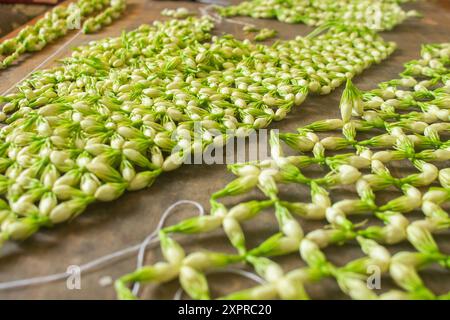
[[414, 163, 438, 186], [128, 171, 159, 191], [432, 149, 450, 161], [338, 275, 377, 300], [392, 252, 428, 267], [379, 290, 410, 300], [326, 207, 348, 227], [11, 201, 38, 215], [406, 224, 438, 253], [281, 219, 303, 240], [160, 233, 185, 266], [276, 277, 308, 300], [300, 239, 326, 267], [234, 165, 260, 177], [320, 136, 347, 150], [371, 159, 387, 173], [95, 183, 125, 201], [356, 237, 390, 269], [422, 189, 448, 203], [312, 190, 331, 206], [4, 220, 37, 240], [337, 165, 361, 184], [179, 266, 210, 300], [304, 204, 327, 219], [80, 173, 100, 195], [306, 229, 343, 248], [383, 214, 409, 244], [50, 199, 86, 224], [372, 150, 393, 162], [347, 155, 371, 168], [39, 192, 57, 216], [53, 185, 78, 200], [333, 199, 362, 213], [162, 152, 186, 171], [248, 256, 284, 283], [223, 217, 245, 250], [150, 147, 164, 168], [305, 132, 319, 143], [439, 168, 450, 188], [390, 262, 423, 292], [258, 169, 279, 196]]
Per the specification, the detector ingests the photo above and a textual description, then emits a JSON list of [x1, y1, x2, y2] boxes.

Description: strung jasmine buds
[[218, 0, 417, 31], [0, 0, 127, 70], [161, 8, 195, 19], [340, 79, 363, 123], [0, 17, 395, 252], [82, 0, 127, 34], [116, 43, 450, 300]]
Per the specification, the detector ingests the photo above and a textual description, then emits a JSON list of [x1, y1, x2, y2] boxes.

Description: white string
[[173, 268, 265, 300], [0, 200, 204, 291], [197, 0, 229, 6], [200, 5, 223, 24], [200, 4, 257, 29], [1, 29, 83, 97], [131, 200, 205, 296], [223, 16, 256, 27]]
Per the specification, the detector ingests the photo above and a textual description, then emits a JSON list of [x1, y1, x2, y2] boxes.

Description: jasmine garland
[[115, 44, 450, 300], [0, 17, 395, 250]]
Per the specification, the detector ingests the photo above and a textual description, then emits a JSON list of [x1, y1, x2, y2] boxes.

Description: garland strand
[[218, 0, 418, 31], [115, 43, 450, 300], [0, 0, 127, 70]]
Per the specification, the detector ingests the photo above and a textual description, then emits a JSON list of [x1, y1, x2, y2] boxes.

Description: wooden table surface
[[0, 0, 449, 299]]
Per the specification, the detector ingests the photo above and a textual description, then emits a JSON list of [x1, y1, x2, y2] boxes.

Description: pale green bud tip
[[3, 220, 38, 240], [439, 168, 450, 188], [338, 165, 361, 184], [114, 280, 136, 300], [95, 183, 126, 201], [299, 239, 327, 268], [406, 224, 438, 254], [389, 262, 424, 292], [179, 266, 210, 300]]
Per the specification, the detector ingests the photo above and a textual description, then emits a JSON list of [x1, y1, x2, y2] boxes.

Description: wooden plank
[[0, 0, 449, 299]]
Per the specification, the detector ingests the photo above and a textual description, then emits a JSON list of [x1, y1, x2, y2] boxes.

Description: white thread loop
[[200, 4, 257, 30], [200, 5, 223, 24], [131, 200, 205, 296], [0, 200, 204, 291]]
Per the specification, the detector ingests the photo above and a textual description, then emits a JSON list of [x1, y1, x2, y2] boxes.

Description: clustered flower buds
[[82, 0, 126, 34], [115, 43, 450, 300], [218, 0, 418, 31], [0, 0, 127, 70], [0, 17, 394, 250], [161, 7, 194, 19]]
